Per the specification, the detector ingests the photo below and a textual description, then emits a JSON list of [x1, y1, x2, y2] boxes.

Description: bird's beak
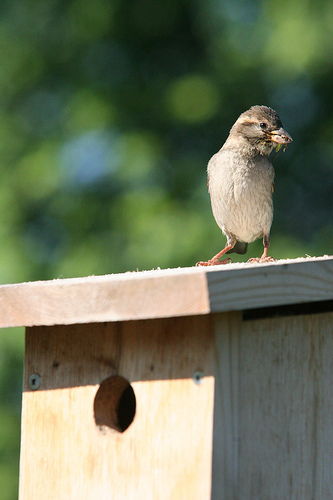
[[268, 127, 293, 144]]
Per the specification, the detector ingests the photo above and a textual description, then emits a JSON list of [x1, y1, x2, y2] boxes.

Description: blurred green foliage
[[0, 0, 333, 497]]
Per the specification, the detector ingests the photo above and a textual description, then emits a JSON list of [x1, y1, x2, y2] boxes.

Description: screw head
[[29, 374, 41, 390], [193, 370, 204, 385]]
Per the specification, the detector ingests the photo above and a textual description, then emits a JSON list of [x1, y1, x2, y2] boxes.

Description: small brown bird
[[197, 105, 292, 266]]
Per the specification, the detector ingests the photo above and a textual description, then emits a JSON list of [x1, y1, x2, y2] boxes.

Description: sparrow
[[197, 105, 292, 266]]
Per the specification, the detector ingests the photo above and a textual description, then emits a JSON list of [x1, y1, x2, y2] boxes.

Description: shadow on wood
[[24, 315, 214, 390]]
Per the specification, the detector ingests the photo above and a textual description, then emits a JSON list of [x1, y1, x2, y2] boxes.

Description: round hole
[[94, 375, 136, 433]]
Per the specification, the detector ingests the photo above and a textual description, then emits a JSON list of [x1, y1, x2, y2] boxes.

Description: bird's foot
[[247, 256, 275, 264], [196, 257, 232, 266]]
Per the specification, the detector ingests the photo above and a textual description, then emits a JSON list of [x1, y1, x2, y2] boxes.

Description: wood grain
[[212, 310, 333, 499], [19, 315, 215, 500], [207, 256, 333, 313], [0, 256, 332, 328], [0, 267, 210, 327]]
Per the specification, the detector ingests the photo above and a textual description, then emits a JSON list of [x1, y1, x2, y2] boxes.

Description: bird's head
[[230, 105, 293, 156]]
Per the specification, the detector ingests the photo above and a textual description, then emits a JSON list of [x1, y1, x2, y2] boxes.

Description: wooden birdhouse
[[2, 256, 332, 498]]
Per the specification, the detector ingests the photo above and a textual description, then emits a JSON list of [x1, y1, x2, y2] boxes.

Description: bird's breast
[[208, 152, 274, 242]]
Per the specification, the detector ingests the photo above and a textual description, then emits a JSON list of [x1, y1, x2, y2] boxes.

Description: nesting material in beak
[[268, 127, 293, 144]]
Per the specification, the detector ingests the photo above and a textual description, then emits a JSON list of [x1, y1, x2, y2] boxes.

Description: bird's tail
[[227, 241, 248, 254]]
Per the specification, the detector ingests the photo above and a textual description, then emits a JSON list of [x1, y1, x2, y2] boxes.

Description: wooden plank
[[0, 256, 332, 328], [212, 310, 333, 499], [19, 315, 215, 500], [212, 312, 241, 499], [0, 267, 210, 328], [207, 256, 333, 313]]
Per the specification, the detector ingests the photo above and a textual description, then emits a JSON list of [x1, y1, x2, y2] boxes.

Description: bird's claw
[[196, 257, 232, 266], [247, 256, 275, 264]]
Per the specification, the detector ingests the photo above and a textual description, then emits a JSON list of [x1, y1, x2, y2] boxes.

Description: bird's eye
[[260, 122, 267, 129]]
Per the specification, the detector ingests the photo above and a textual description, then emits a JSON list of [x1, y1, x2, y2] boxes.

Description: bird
[[197, 105, 292, 266]]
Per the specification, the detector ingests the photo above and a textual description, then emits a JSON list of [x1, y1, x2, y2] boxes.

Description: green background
[[1, 0, 333, 496]]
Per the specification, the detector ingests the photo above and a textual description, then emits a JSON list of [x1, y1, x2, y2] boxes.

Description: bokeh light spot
[[60, 130, 121, 189], [165, 75, 221, 124]]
